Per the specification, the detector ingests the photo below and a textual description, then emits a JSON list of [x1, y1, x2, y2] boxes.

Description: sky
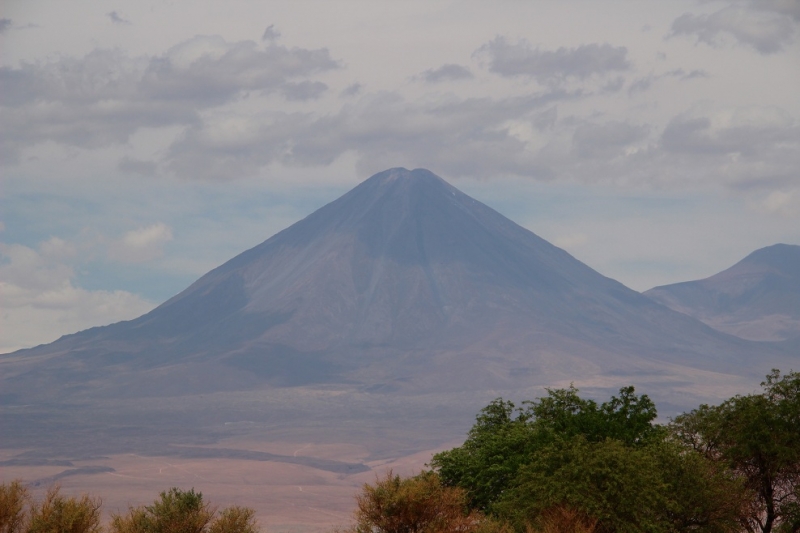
[[1, 0, 799, 353]]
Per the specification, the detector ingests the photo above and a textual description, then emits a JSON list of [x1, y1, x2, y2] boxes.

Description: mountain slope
[[1, 170, 793, 450], [644, 244, 800, 342]]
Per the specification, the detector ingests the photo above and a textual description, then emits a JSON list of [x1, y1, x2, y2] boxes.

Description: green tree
[[497, 436, 745, 533], [431, 386, 659, 511], [671, 369, 800, 533], [529, 386, 659, 446], [433, 385, 746, 533], [431, 399, 538, 512], [494, 437, 668, 533]]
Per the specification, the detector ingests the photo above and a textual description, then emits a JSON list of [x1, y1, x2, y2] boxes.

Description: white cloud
[[0, 239, 155, 352], [758, 190, 798, 217], [108, 222, 173, 263], [670, 5, 796, 54], [553, 233, 589, 249]]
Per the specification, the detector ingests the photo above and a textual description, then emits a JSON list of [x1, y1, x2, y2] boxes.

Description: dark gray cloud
[[165, 90, 579, 180], [476, 37, 630, 84], [162, 92, 799, 197], [628, 69, 708, 95], [753, 0, 800, 22], [0, 19, 12, 33], [0, 36, 339, 164], [340, 83, 362, 97], [679, 69, 709, 80], [118, 157, 157, 176], [107, 11, 131, 25], [670, 5, 796, 54], [281, 80, 327, 101], [572, 121, 649, 159], [262, 25, 280, 41], [418, 64, 473, 83], [600, 76, 625, 93], [654, 110, 800, 191], [661, 115, 799, 157]]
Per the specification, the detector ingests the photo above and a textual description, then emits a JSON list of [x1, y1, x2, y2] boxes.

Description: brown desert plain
[[0, 437, 458, 532]]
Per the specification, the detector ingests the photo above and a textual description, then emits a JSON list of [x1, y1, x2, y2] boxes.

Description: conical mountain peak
[[5, 168, 786, 404]]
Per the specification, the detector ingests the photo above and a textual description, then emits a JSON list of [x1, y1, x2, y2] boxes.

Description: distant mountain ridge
[[644, 244, 800, 342]]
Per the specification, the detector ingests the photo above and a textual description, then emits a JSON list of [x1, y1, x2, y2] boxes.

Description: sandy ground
[[0, 439, 458, 533]]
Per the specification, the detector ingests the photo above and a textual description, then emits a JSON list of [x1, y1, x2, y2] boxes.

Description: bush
[[344, 471, 510, 533], [0, 480, 29, 533], [27, 486, 102, 533], [110, 488, 257, 533]]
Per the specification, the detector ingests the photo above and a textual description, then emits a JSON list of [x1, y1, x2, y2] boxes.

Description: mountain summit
[[645, 244, 800, 342], [1, 169, 791, 415]]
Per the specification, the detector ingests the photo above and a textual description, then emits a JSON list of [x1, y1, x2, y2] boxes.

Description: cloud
[[118, 156, 158, 176], [165, 89, 579, 180], [572, 121, 650, 159], [0, 238, 156, 352], [262, 25, 280, 41], [475, 37, 630, 84], [148, 73, 799, 201], [340, 83, 362, 97], [753, 0, 800, 23], [0, 36, 339, 164], [107, 11, 131, 25], [648, 105, 800, 192], [418, 64, 474, 83], [0, 18, 11, 33], [552, 233, 589, 249], [670, 5, 796, 54], [108, 223, 173, 263], [661, 107, 798, 158], [281, 80, 328, 101], [759, 190, 798, 217], [627, 68, 708, 95]]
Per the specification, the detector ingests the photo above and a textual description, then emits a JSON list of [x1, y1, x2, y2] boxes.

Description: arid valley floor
[[1, 437, 455, 532]]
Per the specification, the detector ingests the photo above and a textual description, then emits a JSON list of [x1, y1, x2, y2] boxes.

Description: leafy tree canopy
[[432, 384, 748, 533], [671, 369, 800, 533], [431, 385, 659, 511]]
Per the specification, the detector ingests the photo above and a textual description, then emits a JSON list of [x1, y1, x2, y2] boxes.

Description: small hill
[[644, 244, 800, 342]]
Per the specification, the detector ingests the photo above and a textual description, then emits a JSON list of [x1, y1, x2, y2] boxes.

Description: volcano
[[0, 168, 793, 458]]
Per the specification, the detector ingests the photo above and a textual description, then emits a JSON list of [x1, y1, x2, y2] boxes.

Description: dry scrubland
[[4, 369, 799, 533], [0, 441, 447, 532]]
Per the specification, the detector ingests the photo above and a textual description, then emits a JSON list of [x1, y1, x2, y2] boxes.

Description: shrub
[[27, 486, 102, 533], [110, 488, 257, 533], [0, 480, 29, 533]]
